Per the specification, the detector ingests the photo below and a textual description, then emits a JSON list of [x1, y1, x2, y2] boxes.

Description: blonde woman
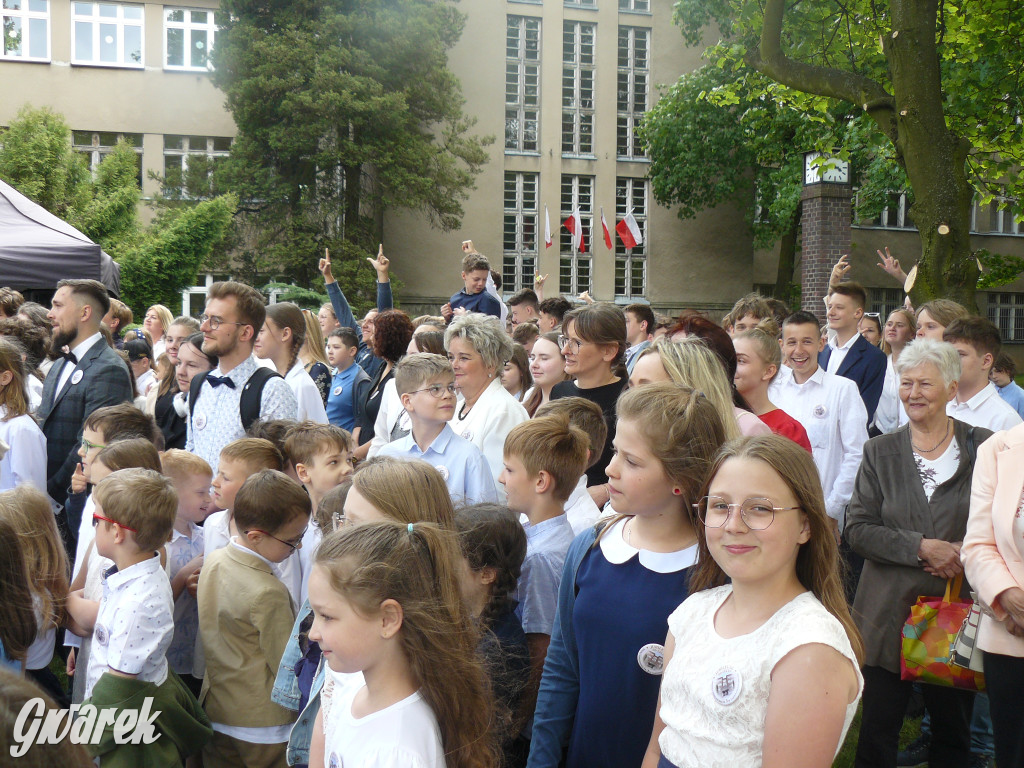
[[143, 304, 174, 359], [300, 309, 331, 405]]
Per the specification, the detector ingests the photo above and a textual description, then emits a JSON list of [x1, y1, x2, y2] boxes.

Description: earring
[[672, 488, 682, 495]]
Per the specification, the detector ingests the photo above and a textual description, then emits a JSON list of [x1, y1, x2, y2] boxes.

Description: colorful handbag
[[900, 574, 985, 691]]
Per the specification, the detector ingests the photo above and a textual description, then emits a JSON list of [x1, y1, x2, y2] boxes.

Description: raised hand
[[367, 243, 390, 280], [829, 254, 851, 287], [71, 462, 87, 494], [876, 247, 907, 282], [319, 248, 335, 284]]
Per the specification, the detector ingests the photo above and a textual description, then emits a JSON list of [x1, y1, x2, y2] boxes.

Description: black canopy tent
[[0, 179, 120, 297]]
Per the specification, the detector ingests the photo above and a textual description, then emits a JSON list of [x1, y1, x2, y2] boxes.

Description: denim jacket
[[271, 600, 328, 766], [525, 526, 598, 768]]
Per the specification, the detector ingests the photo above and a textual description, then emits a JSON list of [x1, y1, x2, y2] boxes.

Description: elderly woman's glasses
[[694, 496, 801, 531]]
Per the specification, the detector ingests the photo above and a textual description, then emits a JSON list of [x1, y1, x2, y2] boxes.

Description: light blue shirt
[[514, 514, 575, 637], [185, 355, 298, 473], [996, 380, 1024, 420], [379, 422, 498, 506]]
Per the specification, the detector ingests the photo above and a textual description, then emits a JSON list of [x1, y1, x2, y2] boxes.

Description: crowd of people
[[0, 241, 1022, 768]]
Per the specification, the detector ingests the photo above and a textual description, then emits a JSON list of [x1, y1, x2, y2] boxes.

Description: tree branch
[[746, 0, 896, 134]]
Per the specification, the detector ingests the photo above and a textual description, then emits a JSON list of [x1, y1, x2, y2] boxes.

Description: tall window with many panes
[[72, 2, 143, 67], [502, 172, 539, 294], [614, 178, 647, 298], [559, 175, 593, 295], [72, 131, 143, 187], [163, 135, 232, 197], [164, 7, 223, 70], [2, 0, 49, 61], [505, 16, 540, 154], [618, 0, 649, 10], [988, 293, 1024, 343], [562, 22, 595, 156], [616, 27, 648, 159]]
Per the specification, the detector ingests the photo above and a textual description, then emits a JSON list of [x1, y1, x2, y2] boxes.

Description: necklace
[[458, 402, 472, 421], [912, 417, 951, 454]]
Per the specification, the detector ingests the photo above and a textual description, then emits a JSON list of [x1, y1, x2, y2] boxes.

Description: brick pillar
[[800, 183, 852, 316]]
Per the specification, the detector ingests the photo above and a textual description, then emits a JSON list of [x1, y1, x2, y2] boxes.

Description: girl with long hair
[[523, 332, 569, 417], [875, 308, 918, 433], [0, 486, 68, 699], [528, 383, 727, 768], [0, 516, 38, 672], [256, 302, 328, 423], [643, 435, 863, 768], [144, 304, 174, 358], [0, 337, 47, 493], [308, 521, 497, 768], [502, 343, 533, 402], [300, 309, 332, 405]]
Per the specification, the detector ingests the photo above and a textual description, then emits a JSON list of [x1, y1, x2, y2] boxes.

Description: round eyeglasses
[[694, 496, 801, 531], [411, 383, 458, 398]]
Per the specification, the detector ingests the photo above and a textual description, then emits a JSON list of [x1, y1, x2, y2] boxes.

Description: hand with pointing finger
[[319, 248, 336, 285], [367, 244, 390, 283], [71, 462, 87, 494]]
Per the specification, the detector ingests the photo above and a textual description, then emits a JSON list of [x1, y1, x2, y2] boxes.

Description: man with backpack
[[185, 281, 298, 472]]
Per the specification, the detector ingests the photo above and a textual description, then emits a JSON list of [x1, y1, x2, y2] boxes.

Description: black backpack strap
[[239, 366, 283, 431], [188, 370, 211, 418], [965, 426, 978, 468]]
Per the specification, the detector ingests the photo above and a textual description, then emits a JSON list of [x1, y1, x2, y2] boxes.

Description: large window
[[561, 22, 595, 156], [72, 2, 143, 67], [502, 172, 539, 294], [163, 134, 232, 196], [988, 292, 1024, 343], [2, 0, 49, 61], [614, 178, 647, 299], [559, 175, 593, 296], [618, 0, 649, 11], [867, 287, 904, 321], [72, 130, 143, 187], [164, 7, 222, 70], [616, 27, 648, 159], [505, 16, 540, 153]]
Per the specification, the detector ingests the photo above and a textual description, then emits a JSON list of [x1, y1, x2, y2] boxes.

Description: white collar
[[229, 536, 276, 567], [598, 517, 699, 573], [957, 381, 999, 409], [70, 332, 103, 362], [830, 332, 858, 351]]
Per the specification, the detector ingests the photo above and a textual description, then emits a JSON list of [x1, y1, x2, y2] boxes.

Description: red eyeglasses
[[92, 513, 138, 533]]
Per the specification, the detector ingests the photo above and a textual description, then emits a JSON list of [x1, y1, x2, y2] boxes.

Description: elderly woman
[[445, 312, 528, 486], [962, 421, 1024, 767], [846, 339, 992, 768]]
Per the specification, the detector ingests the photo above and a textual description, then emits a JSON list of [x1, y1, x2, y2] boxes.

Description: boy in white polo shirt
[[943, 316, 1023, 432]]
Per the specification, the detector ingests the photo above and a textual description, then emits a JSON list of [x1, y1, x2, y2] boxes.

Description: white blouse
[[449, 377, 528, 487]]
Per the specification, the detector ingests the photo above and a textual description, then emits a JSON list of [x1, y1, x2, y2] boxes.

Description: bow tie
[[206, 375, 236, 389], [63, 351, 78, 365]]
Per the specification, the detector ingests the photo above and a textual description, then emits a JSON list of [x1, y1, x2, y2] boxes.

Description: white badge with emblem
[[72, 370, 84, 385], [436, 465, 450, 481], [813, 404, 827, 419], [95, 624, 109, 647], [712, 666, 742, 705], [194, 413, 208, 430], [637, 643, 665, 675], [333, 385, 343, 397], [328, 753, 340, 768]]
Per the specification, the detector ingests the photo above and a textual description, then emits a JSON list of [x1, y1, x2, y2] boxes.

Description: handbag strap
[[944, 573, 965, 602]]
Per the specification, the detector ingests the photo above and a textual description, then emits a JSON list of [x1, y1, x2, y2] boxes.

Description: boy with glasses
[[198, 469, 311, 768], [379, 353, 498, 504]]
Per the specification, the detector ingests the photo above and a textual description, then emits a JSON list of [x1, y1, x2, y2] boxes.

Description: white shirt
[[368, 379, 406, 457], [449, 377, 529, 488], [285, 360, 329, 424], [26, 374, 42, 413], [947, 381, 1023, 432], [86, 554, 173, 699], [825, 332, 858, 374], [0, 406, 47, 494], [136, 368, 156, 397], [769, 366, 868, 524], [871, 355, 901, 434], [56, 332, 103, 395], [564, 475, 606, 535]]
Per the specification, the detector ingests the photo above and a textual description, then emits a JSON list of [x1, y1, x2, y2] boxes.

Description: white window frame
[[618, 0, 649, 11], [616, 26, 649, 160], [559, 174, 593, 296], [71, 1, 144, 68], [1, 0, 50, 61], [502, 172, 539, 294], [561, 22, 595, 157], [72, 130, 143, 187], [565, 0, 597, 8], [163, 6, 219, 71], [987, 292, 1024, 343], [163, 134, 232, 197], [614, 177, 647, 299], [995, 197, 1023, 236], [505, 16, 540, 154]]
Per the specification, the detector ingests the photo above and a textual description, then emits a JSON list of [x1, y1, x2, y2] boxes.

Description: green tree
[[0, 106, 236, 316], [208, 0, 489, 310], [675, 0, 1024, 307]]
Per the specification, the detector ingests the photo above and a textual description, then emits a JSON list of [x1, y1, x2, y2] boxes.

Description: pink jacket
[[962, 424, 1024, 657]]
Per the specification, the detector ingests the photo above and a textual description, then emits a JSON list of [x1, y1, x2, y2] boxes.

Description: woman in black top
[[352, 310, 414, 460]]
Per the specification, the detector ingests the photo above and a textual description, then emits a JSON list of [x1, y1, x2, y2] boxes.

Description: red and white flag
[[616, 210, 643, 250], [600, 207, 613, 250], [563, 206, 586, 252], [544, 205, 552, 248]]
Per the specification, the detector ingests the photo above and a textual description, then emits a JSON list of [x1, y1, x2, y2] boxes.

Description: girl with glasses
[[643, 435, 863, 768]]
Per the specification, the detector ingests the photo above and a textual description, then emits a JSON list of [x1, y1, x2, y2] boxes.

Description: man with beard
[[37, 279, 133, 517], [185, 280, 297, 473]]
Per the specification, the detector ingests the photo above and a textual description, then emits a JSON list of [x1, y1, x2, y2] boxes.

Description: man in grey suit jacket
[[37, 280, 133, 520]]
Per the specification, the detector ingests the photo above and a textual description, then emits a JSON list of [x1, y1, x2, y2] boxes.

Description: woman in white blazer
[[962, 422, 1024, 767], [444, 313, 528, 486]]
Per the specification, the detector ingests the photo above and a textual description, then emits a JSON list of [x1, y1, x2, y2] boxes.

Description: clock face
[[804, 153, 849, 184]]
